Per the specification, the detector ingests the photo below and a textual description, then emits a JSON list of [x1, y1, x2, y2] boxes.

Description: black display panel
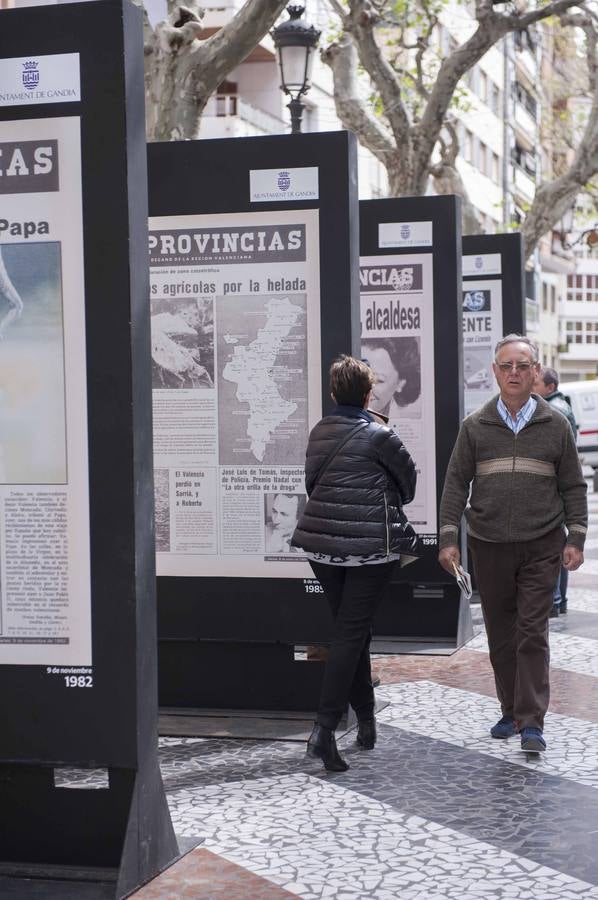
[[360, 197, 462, 592], [150, 132, 361, 645], [462, 232, 525, 335], [0, 1, 177, 889]]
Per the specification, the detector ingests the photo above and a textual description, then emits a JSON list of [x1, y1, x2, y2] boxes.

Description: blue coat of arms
[[22, 60, 40, 91]]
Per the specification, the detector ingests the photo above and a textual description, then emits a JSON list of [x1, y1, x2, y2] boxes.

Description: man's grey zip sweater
[[439, 394, 587, 550]]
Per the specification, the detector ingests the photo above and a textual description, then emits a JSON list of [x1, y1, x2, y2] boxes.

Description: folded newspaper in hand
[[451, 562, 473, 600]]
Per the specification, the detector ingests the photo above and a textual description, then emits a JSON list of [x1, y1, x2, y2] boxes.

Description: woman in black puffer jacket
[[291, 355, 417, 772]]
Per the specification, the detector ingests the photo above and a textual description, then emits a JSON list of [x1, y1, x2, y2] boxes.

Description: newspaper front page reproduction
[[360, 252, 437, 537], [150, 209, 320, 578], [0, 116, 91, 664], [462, 254, 503, 418]]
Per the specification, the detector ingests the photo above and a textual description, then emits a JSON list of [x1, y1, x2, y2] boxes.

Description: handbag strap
[[311, 421, 369, 489]]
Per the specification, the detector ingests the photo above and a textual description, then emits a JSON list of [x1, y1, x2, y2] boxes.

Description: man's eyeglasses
[[496, 362, 535, 373]]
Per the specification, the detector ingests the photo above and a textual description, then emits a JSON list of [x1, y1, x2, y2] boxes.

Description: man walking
[[534, 366, 578, 615], [438, 335, 587, 751]]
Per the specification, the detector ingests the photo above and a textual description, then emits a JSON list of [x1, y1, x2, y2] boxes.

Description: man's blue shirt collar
[[497, 395, 537, 434]]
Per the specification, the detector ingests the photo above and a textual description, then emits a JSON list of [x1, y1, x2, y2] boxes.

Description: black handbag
[[394, 510, 421, 556]]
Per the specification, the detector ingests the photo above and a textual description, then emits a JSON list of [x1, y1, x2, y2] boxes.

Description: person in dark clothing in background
[[292, 355, 418, 772], [534, 366, 577, 435], [534, 366, 578, 615]]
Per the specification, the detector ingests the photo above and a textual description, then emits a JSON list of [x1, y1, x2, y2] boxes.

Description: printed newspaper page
[[360, 252, 437, 536], [0, 116, 91, 664], [462, 280, 503, 416], [150, 209, 320, 578]]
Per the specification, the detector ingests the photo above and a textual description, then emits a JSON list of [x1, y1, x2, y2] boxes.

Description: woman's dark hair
[[361, 337, 421, 407], [329, 355, 375, 406]]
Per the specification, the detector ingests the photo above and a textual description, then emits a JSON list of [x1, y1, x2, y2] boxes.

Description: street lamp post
[[271, 5, 321, 134]]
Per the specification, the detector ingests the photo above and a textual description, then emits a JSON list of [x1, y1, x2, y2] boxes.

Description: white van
[[562, 380, 598, 469]]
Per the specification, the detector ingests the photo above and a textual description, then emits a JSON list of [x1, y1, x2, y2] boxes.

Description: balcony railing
[[559, 341, 598, 361], [512, 164, 536, 203], [200, 94, 287, 137], [514, 101, 538, 138], [526, 298, 540, 332], [515, 47, 538, 83]]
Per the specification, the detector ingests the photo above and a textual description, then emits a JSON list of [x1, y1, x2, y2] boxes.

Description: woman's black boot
[[306, 724, 349, 772], [356, 718, 376, 750]]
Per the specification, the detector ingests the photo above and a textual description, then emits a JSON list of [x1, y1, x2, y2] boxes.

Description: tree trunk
[[144, 0, 289, 142], [431, 164, 482, 234]]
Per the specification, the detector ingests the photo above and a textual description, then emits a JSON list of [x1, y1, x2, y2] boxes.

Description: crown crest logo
[[277, 170, 291, 191], [22, 59, 40, 90]]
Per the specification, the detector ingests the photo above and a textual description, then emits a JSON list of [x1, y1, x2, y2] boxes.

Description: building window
[[492, 152, 500, 183], [478, 141, 486, 174], [479, 71, 488, 103], [542, 282, 548, 311], [464, 130, 474, 163], [564, 319, 598, 345], [550, 285, 556, 314], [512, 143, 536, 176], [490, 84, 501, 115], [515, 26, 537, 54], [514, 81, 537, 118]]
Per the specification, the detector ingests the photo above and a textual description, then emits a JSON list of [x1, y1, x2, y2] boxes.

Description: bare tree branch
[[346, 0, 412, 146], [145, 0, 288, 140], [329, 0, 592, 234], [321, 35, 402, 171], [523, 10, 598, 256], [504, 0, 591, 31]]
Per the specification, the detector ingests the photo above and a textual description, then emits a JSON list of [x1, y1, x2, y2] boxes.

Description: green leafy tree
[[322, 0, 598, 255]]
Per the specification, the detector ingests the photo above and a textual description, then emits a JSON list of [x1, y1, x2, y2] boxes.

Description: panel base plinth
[[374, 583, 473, 651], [371, 638, 459, 656], [159, 640, 326, 711], [0, 837, 203, 900], [0, 760, 180, 900], [158, 700, 390, 741]]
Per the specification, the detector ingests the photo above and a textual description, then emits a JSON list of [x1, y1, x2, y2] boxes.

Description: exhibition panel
[[360, 197, 471, 648], [0, 2, 177, 895], [149, 132, 361, 708], [462, 233, 525, 417]]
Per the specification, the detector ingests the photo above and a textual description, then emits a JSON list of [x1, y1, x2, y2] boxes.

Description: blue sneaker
[[520, 727, 546, 752], [490, 716, 517, 739]]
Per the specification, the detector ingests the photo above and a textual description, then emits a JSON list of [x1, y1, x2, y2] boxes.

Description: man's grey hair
[[541, 366, 559, 388], [494, 333, 539, 363]]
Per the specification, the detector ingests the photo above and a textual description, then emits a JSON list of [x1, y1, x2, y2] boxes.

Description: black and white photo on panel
[[264, 491, 306, 556], [150, 296, 214, 389], [361, 336, 422, 420], [464, 347, 493, 391], [0, 242, 66, 484]]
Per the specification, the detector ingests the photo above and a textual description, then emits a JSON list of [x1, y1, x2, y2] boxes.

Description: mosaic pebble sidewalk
[[132, 487, 598, 899]]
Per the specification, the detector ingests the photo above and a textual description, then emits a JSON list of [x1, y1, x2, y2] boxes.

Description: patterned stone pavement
[[132, 486, 598, 899]]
